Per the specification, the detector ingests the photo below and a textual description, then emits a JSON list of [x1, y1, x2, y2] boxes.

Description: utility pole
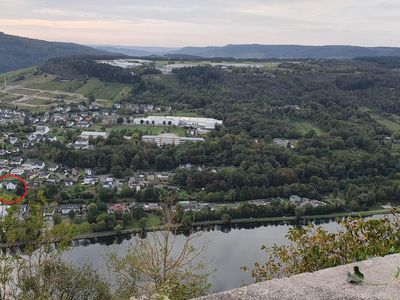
[[3, 75, 6, 88]]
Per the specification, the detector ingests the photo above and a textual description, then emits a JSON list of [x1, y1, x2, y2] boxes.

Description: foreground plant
[[108, 192, 212, 300], [245, 210, 400, 282], [0, 190, 111, 300]]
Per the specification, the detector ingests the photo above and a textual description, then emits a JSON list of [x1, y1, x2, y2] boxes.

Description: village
[[0, 102, 327, 225], [0, 103, 225, 220]]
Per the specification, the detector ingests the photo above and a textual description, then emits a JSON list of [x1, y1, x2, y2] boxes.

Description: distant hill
[[0, 32, 112, 73], [172, 44, 400, 59], [91, 45, 179, 57]]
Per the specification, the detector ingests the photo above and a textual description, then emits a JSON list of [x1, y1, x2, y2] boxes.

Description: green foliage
[[108, 194, 211, 300], [17, 257, 111, 300], [0, 190, 110, 299], [0, 33, 105, 73], [247, 212, 400, 282], [41, 57, 141, 84], [53, 213, 62, 225]]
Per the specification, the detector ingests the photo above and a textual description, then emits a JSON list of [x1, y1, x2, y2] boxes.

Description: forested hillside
[[33, 56, 400, 213], [0, 32, 111, 73], [41, 57, 140, 83], [174, 44, 400, 59]]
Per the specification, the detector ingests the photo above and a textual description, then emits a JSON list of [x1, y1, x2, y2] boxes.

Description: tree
[[86, 203, 99, 224], [53, 213, 62, 225], [116, 117, 124, 125], [133, 207, 145, 220], [137, 217, 148, 231], [68, 210, 76, 220], [221, 214, 232, 224], [108, 192, 211, 299], [17, 257, 111, 300]]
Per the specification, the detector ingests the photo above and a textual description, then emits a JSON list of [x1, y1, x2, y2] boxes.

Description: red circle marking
[[0, 174, 29, 205]]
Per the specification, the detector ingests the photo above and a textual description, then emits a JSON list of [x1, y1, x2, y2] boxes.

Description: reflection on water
[[63, 218, 341, 293]]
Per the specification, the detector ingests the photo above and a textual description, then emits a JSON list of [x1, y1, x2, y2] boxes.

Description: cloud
[[0, 0, 399, 46]]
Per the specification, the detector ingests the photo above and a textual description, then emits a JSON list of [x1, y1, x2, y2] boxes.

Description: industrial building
[[142, 133, 205, 146], [134, 116, 222, 130]]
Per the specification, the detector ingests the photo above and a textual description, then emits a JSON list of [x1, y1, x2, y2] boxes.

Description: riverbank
[[73, 207, 394, 241], [1, 208, 394, 248]]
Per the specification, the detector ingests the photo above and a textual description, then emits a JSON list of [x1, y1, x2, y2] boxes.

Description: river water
[[63, 219, 340, 293]]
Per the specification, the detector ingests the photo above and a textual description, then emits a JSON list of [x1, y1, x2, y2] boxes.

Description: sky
[[0, 0, 399, 47]]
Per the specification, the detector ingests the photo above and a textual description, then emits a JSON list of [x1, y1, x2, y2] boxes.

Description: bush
[[247, 211, 400, 282]]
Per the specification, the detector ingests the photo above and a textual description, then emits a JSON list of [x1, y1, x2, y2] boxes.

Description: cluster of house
[[0, 157, 46, 175], [0, 151, 175, 193], [12, 104, 131, 130], [2, 125, 57, 150], [0, 109, 25, 125], [107, 200, 214, 214], [114, 103, 172, 114], [70, 131, 110, 149], [96, 58, 266, 74], [247, 196, 326, 208], [45, 199, 213, 218], [76, 168, 172, 191], [52, 105, 115, 128], [157, 62, 264, 74], [81, 173, 118, 189], [1, 104, 223, 150]]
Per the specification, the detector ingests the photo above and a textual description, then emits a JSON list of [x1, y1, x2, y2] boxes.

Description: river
[[62, 219, 340, 293]]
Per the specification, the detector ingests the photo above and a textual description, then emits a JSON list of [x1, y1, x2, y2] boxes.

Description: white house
[[102, 177, 116, 189], [59, 204, 80, 215], [289, 195, 302, 204], [33, 161, 45, 170], [64, 179, 75, 187], [5, 182, 17, 190], [0, 205, 10, 219], [9, 136, 18, 145], [34, 126, 50, 135], [11, 168, 24, 176], [10, 157, 23, 166], [48, 164, 59, 172], [83, 177, 97, 185], [22, 161, 34, 171]]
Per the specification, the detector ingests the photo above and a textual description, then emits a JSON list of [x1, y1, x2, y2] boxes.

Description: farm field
[[371, 113, 400, 133], [0, 72, 133, 110]]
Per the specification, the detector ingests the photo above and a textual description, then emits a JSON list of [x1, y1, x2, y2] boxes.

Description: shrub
[[246, 210, 400, 282]]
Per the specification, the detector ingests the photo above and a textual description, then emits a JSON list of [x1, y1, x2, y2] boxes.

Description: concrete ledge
[[196, 254, 400, 300]]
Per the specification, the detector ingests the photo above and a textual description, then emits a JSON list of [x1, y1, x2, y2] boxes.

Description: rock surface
[[195, 254, 400, 300]]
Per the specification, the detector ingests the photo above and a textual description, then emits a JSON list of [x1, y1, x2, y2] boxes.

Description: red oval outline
[[0, 174, 29, 205]]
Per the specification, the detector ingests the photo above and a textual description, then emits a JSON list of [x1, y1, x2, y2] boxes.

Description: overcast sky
[[1, 0, 399, 47]]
